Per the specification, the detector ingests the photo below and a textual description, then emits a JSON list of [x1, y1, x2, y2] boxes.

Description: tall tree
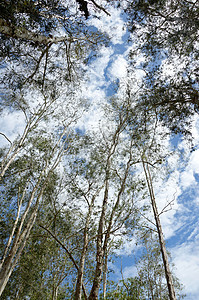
[[142, 160, 176, 300], [0, 1, 190, 298], [0, 0, 112, 294], [0, 124, 72, 295]]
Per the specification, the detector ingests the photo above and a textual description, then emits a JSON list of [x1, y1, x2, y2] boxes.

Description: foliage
[[103, 233, 185, 300], [126, 0, 199, 135], [0, 0, 194, 298]]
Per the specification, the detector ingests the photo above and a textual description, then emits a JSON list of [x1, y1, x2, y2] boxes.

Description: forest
[[0, 0, 198, 299]]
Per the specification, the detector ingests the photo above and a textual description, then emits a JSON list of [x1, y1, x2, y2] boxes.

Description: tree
[[0, 81, 87, 295], [0, 0, 112, 294], [135, 232, 185, 300], [0, 1, 189, 298], [39, 97, 144, 299], [104, 232, 185, 300], [0, 125, 72, 295], [1, 190, 86, 299], [142, 159, 176, 300], [126, 0, 199, 135], [109, 77, 183, 300], [104, 277, 146, 299], [0, 0, 109, 120]]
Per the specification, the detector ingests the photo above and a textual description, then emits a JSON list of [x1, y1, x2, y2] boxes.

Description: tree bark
[[102, 251, 108, 300], [88, 178, 109, 300], [74, 186, 102, 300], [88, 118, 127, 300], [0, 202, 39, 296], [142, 161, 176, 300], [0, 18, 68, 44], [74, 223, 88, 300], [52, 285, 58, 300]]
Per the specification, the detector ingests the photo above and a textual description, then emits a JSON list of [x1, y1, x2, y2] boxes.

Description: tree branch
[[0, 19, 69, 44], [0, 132, 12, 145], [39, 224, 88, 300], [89, 0, 111, 16]]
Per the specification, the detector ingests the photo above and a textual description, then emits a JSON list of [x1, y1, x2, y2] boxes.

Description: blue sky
[[81, 5, 199, 299], [0, 2, 199, 299]]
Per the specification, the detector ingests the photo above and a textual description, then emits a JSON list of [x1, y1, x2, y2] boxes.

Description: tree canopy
[[1, 0, 198, 299]]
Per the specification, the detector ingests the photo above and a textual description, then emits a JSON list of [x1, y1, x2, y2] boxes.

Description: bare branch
[[159, 198, 175, 216], [0, 132, 12, 145], [139, 211, 156, 228], [89, 0, 111, 16], [25, 44, 52, 83]]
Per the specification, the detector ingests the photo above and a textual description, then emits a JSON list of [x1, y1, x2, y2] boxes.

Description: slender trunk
[[88, 179, 109, 300], [52, 285, 58, 300], [142, 161, 176, 300], [74, 229, 88, 300], [0, 182, 45, 296], [74, 189, 101, 300], [102, 252, 108, 300], [74, 210, 91, 300], [0, 173, 44, 270], [0, 205, 38, 296], [88, 120, 126, 300], [100, 152, 132, 299]]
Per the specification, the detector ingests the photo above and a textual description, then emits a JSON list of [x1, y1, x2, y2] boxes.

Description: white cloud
[[108, 54, 128, 79], [180, 170, 196, 189], [123, 264, 138, 279], [172, 241, 199, 299], [180, 149, 199, 190], [87, 46, 114, 87], [88, 6, 126, 45], [0, 110, 26, 147]]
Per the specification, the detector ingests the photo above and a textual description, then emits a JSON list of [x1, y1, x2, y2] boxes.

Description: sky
[[83, 5, 199, 299], [1, 2, 199, 299]]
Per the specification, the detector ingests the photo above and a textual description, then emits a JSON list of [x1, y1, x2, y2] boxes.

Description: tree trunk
[[0, 206, 38, 296], [88, 181, 109, 300], [74, 206, 91, 300], [0, 18, 68, 44], [0, 180, 45, 296], [74, 189, 101, 300], [102, 252, 108, 300], [88, 120, 126, 300], [142, 161, 176, 300], [52, 285, 58, 300]]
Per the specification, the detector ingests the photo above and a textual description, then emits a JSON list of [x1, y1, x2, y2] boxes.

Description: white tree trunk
[[142, 161, 176, 300]]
